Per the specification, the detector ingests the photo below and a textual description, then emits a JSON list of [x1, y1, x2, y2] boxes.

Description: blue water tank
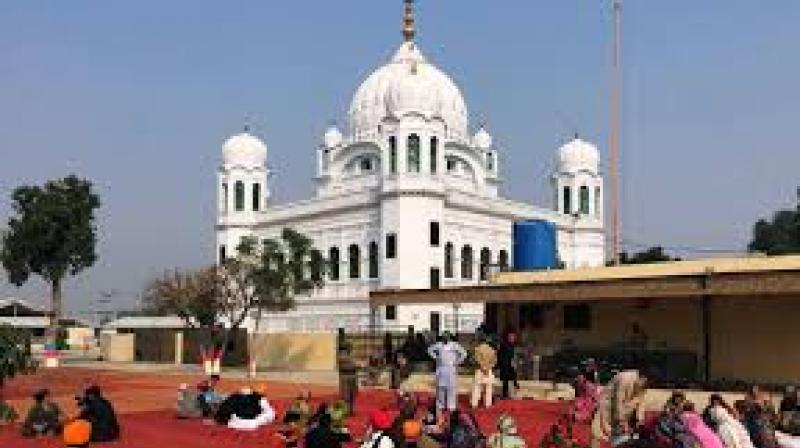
[[513, 220, 557, 270]]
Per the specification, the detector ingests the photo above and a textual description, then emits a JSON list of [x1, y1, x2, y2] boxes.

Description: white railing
[[250, 312, 483, 334]]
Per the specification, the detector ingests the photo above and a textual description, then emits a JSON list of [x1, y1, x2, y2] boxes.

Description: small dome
[[473, 127, 493, 150], [222, 131, 267, 167], [349, 42, 468, 140], [323, 125, 343, 149], [557, 137, 599, 173]]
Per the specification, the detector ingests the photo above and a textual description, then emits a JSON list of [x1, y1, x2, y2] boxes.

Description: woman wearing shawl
[[216, 386, 275, 430], [573, 372, 601, 423], [591, 370, 647, 447], [680, 402, 724, 448], [707, 405, 755, 448]]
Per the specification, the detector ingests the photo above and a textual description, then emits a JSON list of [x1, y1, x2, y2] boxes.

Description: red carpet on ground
[[0, 369, 592, 447], [0, 390, 590, 448]]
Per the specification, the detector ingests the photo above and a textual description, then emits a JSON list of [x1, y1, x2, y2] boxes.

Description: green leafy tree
[[1, 176, 100, 351], [145, 228, 325, 369], [748, 205, 800, 255], [0, 325, 33, 389]]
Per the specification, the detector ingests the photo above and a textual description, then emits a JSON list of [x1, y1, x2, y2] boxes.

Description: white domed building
[[216, 1, 605, 333]]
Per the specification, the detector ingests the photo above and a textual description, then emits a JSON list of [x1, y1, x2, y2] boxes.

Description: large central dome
[[348, 41, 469, 141]]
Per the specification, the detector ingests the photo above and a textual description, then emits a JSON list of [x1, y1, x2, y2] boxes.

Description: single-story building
[[0, 297, 91, 347], [369, 255, 800, 385]]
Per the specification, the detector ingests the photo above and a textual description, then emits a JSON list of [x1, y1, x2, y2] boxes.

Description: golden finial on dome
[[403, 0, 415, 42]]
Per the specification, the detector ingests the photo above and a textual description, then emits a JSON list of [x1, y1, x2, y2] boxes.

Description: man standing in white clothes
[[427, 332, 467, 411]]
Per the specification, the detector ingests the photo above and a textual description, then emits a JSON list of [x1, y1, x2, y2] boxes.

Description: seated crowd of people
[[175, 375, 526, 448], [4, 363, 800, 448], [638, 386, 800, 448], [575, 365, 800, 448]]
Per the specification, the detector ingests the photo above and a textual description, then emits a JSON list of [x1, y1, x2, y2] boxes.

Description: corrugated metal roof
[[0, 316, 50, 328], [0, 297, 45, 312], [493, 255, 800, 285], [103, 316, 187, 329], [0, 316, 89, 328]]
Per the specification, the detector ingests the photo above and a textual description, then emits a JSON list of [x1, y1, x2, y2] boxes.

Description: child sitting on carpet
[[176, 383, 203, 419], [21, 388, 63, 437], [419, 404, 448, 448], [304, 409, 353, 448], [283, 392, 312, 425], [197, 374, 224, 418], [278, 393, 314, 448], [488, 414, 527, 448]]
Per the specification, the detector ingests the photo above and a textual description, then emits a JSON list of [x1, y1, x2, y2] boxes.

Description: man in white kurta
[[427, 332, 467, 411]]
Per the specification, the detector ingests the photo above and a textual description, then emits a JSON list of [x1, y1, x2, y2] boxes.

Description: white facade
[[215, 5, 605, 333]]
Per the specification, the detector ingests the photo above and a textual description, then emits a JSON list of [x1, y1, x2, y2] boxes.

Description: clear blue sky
[[1, 1, 798, 315]]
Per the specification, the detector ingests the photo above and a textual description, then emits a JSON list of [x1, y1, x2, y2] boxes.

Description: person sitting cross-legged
[[176, 383, 203, 419], [305, 409, 352, 448], [77, 385, 120, 443], [707, 405, 755, 448], [681, 401, 724, 448], [215, 386, 275, 431], [197, 374, 224, 418], [488, 414, 527, 448], [21, 388, 63, 437]]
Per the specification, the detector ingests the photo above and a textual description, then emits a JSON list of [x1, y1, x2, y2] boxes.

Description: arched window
[[348, 244, 360, 279], [430, 137, 438, 173], [218, 245, 227, 264], [444, 243, 454, 278], [486, 152, 494, 171], [461, 245, 473, 280], [221, 183, 228, 213], [480, 247, 491, 281], [329, 247, 340, 281], [386, 233, 397, 259], [234, 181, 245, 211], [359, 157, 373, 172], [310, 249, 323, 282], [594, 186, 601, 217], [498, 250, 509, 270], [368, 242, 379, 279], [407, 134, 420, 172], [252, 183, 261, 211], [562, 186, 572, 215], [389, 136, 397, 174], [579, 186, 590, 214]]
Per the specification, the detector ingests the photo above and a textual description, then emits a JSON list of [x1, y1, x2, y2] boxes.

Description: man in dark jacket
[[337, 343, 360, 416], [78, 386, 120, 442], [305, 412, 352, 448], [497, 332, 519, 399]]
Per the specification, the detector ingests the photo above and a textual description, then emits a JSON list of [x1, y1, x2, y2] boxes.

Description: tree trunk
[[46, 278, 62, 368], [248, 332, 257, 378], [248, 312, 262, 378]]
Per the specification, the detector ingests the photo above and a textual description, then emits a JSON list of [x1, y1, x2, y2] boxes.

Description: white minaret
[[552, 135, 604, 268], [553, 135, 602, 219], [216, 126, 269, 263]]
